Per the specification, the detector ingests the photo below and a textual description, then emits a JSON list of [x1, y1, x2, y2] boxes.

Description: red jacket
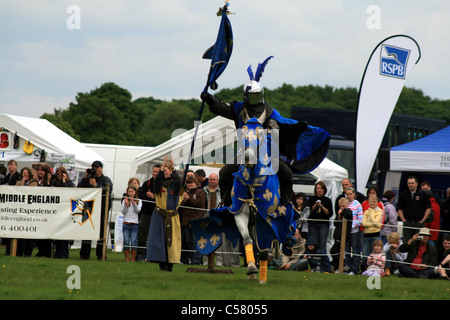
[[426, 197, 440, 241]]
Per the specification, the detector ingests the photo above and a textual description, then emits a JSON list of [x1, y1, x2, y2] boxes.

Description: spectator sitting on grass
[[398, 227, 437, 279], [272, 229, 308, 271], [362, 239, 386, 277], [302, 239, 332, 273]]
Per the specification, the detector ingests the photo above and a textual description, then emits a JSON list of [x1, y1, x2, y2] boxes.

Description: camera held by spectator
[[86, 167, 97, 179]]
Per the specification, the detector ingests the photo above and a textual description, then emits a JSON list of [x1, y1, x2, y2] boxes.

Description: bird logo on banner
[[70, 198, 96, 230]]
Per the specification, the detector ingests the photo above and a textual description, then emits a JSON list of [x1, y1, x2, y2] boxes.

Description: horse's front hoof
[[246, 261, 258, 277], [247, 274, 257, 280], [259, 279, 267, 284]]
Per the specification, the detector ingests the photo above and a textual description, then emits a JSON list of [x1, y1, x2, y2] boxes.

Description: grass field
[[1, 247, 450, 301]]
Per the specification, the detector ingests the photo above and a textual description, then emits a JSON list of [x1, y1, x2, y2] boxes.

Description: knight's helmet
[[243, 56, 273, 105]]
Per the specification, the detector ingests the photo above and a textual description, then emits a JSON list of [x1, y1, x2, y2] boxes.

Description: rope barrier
[[280, 248, 450, 272], [113, 193, 450, 273], [4, 189, 446, 274], [115, 194, 450, 235], [342, 251, 450, 272]]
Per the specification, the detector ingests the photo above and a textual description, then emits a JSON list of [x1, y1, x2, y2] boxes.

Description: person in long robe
[[146, 157, 183, 271]]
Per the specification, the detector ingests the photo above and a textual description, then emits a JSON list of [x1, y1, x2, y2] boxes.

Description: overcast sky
[[1, 0, 449, 118]]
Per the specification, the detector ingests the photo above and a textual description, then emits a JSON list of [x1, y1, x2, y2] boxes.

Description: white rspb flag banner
[[0, 185, 101, 240], [355, 35, 421, 193]]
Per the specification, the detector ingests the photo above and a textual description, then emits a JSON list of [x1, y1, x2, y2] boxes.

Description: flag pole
[[182, 2, 232, 186], [181, 89, 208, 186]]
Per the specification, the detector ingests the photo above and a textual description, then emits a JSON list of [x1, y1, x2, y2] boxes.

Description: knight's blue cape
[[233, 102, 330, 174]]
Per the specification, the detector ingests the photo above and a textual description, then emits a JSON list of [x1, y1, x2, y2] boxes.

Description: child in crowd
[[295, 192, 311, 240], [362, 195, 383, 271], [330, 197, 353, 273], [121, 185, 142, 262], [345, 187, 363, 275], [361, 186, 385, 227], [362, 239, 386, 277], [383, 232, 406, 275], [302, 239, 332, 273]]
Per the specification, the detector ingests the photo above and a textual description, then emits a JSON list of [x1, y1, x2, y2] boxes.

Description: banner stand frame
[[101, 184, 110, 261]]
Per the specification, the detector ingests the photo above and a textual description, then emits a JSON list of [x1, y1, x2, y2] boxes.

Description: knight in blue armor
[[201, 56, 330, 207]]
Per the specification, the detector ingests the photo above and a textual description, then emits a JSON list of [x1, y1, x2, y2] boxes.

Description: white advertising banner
[[355, 35, 421, 193], [0, 186, 101, 240]]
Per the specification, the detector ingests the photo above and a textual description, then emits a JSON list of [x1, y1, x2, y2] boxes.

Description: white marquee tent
[[131, 116, 237, 179], [0, 114, 104, 175]]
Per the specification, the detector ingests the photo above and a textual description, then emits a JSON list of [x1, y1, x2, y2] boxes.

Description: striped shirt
[[348, 200, 363, 233]]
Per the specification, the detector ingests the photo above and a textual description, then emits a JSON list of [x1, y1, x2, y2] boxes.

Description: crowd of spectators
[[273, 176, 450, 280], [0, 159, 112, 260], [2, 158, 450, 281]]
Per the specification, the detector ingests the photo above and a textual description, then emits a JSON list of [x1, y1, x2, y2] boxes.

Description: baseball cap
[[91, 161, 103, 168]]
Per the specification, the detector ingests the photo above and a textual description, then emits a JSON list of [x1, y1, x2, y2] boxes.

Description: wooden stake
[[338, 218, 347, 274], [11, 238, 18, 257], [207, 253, 215, 270], [186, 252, 233, 274]]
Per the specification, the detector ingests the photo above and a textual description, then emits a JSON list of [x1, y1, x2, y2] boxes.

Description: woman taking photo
[[307, 181, 332, 253], [52, 166, 75, 258]]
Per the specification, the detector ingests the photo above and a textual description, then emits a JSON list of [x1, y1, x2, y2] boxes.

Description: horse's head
[[240, 118, 265, 169]]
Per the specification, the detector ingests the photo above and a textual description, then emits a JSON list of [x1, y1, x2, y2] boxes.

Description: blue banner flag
[[182, 3, 234, 186], [202, 4, 233, 91]]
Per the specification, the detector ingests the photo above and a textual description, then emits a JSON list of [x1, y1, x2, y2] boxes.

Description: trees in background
[[41, 82, 450, 146]]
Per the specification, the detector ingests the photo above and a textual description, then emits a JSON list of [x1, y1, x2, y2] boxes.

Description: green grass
[[1, 247, 450, 300]]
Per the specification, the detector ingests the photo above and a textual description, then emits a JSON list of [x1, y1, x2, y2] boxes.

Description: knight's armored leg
[[219, 163, 239, 207], [277, 160, 293, 205]]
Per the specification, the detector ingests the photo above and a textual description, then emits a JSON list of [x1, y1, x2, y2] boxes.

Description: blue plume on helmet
[[254, 56, 274, 82], [247, 65, 254, 81]]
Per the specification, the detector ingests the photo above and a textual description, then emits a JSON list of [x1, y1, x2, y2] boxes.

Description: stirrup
[[215, 202, 225, 209]]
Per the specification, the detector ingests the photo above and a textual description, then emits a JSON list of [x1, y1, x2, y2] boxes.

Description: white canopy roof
[[0, 114, 104, 171], [311, 157, 348, 213], [310, 157, 348, 182], [390, 126, 450, 172]]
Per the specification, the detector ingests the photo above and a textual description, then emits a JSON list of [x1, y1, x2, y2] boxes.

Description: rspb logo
[[379, 44, 411, 79]]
